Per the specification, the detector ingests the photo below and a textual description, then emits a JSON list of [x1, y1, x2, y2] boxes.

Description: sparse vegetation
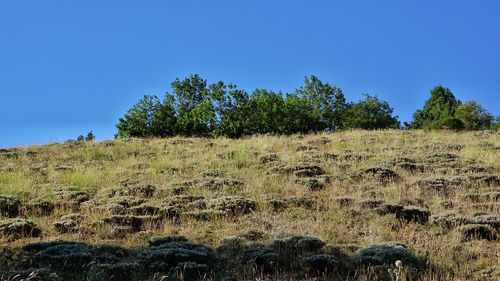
[[0, 130, 499, 280]]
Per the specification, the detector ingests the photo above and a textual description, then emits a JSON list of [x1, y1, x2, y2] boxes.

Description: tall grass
[[56, 168, 101, 192], [0, 172, 31, 198]]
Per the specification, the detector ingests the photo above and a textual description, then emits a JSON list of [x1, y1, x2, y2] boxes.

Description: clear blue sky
[[1, 1, 499, 147]]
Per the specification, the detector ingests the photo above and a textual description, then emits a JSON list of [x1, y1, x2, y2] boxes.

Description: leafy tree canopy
[[116, 95, 163, 138], [412, 86, 461, 129], [294, 75, 346, 130], [411, 85, 495, 130], [343, 94, 400, 129], [455, 100, 494, 130], [116, 76, 496, 138]]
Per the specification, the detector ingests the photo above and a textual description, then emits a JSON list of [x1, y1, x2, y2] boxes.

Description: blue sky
[[1, 1, 499, 147]]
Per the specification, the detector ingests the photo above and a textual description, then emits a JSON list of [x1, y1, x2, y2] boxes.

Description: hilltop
[[0, 130, 498, 280]]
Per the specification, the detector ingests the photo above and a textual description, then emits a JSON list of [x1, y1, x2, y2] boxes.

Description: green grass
[[0, 172, 31, 198], [75, 146, 113, 162], [57, 168, 100, 192], [224, 146, 254, 170], [150, 158, 175, 173]]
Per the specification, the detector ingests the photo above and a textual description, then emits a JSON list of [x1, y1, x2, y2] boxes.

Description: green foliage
[[494, 117, 500, 130], [115, 74, 355, 138], [434, 117, 465, 130], [173, 75, 215, 136], [152, 94, 177, 137], [294, 75, 346, 130], [411, 85, 494, 131], [116, 76, 496, 138], [455, 101, 494, 130], [210, 82, 251, 138], [246, 89, 286, 134], [412, 86, 461, 129], [343, 94, 400, 129], [75, 131, 95, 142], [115, 95, 163, 137], [282, 93, 318, 134]]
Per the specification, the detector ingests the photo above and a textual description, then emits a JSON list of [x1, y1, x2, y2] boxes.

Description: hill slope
[[0, 130, 499, 280]]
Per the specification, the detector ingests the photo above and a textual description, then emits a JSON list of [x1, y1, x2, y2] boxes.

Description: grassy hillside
[[0, 130, 498, 280]]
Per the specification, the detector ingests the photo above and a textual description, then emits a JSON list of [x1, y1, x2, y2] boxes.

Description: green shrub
[[432, 117, 465, 130], [343, 94, 400, 129], [411, 85, 494, 131], [455, 101, 494, 130], [412, 85, 461, 129]]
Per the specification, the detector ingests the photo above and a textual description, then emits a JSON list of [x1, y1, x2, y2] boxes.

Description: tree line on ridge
[[116, 74, 498, 138]]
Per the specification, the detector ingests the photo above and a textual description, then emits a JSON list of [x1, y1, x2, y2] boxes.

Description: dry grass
[[0, 130, 498, 280]]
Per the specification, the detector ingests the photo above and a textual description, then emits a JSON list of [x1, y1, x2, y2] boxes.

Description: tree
[[172, 75, 215, 136], [494, 116, 500, 130], [295, 76, 346, 131], [117, 74, 499, 138], [455, 101, 494, 130], [247, 89, 286, 134], [152, 94, 177, 137], [282, 93, 317, 134], [209, 82, 251, 138], [412, 85, 461, 129], [85, 131, 95, 141], [411, 85, 495, 131], [116, 95, 163, 137], [343, 94, 400, 129]]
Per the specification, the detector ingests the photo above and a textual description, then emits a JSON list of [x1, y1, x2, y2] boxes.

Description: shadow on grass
[[0, 236, 431, 281]]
